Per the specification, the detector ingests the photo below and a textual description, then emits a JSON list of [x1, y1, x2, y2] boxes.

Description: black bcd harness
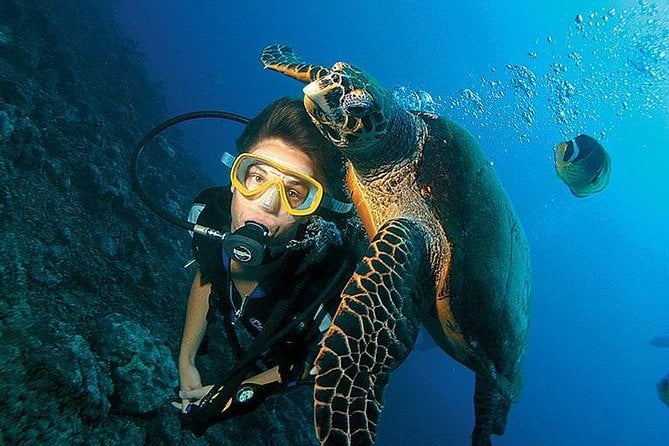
[[180, 246, 354, 436]]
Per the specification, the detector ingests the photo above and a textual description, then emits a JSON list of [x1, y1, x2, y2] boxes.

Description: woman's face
[[230, 138, 318, 247]]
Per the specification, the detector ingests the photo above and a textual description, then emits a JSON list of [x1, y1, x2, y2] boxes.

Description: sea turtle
[[261, 44, 531, 446]]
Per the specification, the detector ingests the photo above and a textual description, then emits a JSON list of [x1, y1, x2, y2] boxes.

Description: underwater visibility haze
[[1, 0, 668, 445]]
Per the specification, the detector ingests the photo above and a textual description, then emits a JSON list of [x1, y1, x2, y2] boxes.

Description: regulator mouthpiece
[[223, 222, 270, 266]]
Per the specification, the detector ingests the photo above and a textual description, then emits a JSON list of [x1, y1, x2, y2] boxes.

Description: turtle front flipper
[[313, 219, 428, 445], [261, 44, 330, 83]]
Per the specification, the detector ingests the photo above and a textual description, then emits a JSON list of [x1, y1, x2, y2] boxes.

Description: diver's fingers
[[179, 385, 213, 401], [178, 388, 206, 400], [170, 401, 183, 411], [171, 400, 196, 414]]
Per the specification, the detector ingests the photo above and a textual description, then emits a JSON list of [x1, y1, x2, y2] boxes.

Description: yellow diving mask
[[230, 152, 324, 216]]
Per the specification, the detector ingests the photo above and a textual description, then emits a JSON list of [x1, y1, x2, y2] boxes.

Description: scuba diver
[[163, 98, 365, 435]]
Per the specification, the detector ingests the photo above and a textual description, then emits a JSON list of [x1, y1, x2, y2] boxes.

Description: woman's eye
[[287, 189, 303, 201], [245, 173, 265, 188]]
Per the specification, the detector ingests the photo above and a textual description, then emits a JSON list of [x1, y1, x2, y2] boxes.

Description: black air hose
[[129, 110, 250, 231]]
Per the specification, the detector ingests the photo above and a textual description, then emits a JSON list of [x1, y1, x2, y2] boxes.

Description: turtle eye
[[341, 89, 373, 118]]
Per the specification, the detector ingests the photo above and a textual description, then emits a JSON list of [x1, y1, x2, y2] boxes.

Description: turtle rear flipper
[[313, 219, 426, 445], [261, 44, 330, 83], [471, 375, 511, 446]]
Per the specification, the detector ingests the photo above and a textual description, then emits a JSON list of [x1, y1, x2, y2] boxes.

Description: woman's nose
[[259, 186, 281, 213]]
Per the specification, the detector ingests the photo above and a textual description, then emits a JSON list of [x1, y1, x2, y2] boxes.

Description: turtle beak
[[303, 81, 323, 110], [303, 77, 342, 123], [303, 79, 348, 145]]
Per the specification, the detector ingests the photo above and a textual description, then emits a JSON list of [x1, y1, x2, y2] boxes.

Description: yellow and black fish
[[554, 134, 611, 197]]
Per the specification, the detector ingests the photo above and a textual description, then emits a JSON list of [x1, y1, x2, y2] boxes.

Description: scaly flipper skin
[[261, 44, 329, 83], [314, 219, 428, 445]]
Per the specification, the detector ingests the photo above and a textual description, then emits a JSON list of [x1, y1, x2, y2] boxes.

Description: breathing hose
[[129, 110, 250, 233]]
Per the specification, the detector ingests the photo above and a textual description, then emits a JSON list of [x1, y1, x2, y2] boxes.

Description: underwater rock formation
[[93, 314, 178, 415], [0, 1, 316, 444]]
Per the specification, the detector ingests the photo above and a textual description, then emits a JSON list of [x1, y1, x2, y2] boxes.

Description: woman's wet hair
[[236, 97, 348, 203]]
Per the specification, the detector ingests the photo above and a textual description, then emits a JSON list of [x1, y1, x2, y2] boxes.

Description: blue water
[[116, 1, 669, 444]]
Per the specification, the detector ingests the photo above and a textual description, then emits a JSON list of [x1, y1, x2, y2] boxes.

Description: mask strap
[[221, 151, 237, 168], [320, 195, 354, 214]]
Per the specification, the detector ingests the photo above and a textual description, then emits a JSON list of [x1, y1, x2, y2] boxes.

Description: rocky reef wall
[[0, 1, 314, 444]]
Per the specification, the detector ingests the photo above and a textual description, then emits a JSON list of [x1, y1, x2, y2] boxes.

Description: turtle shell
[[414, 112, 531, 380]]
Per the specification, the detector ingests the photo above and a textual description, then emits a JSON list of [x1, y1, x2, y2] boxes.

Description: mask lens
[[243, 163, 271, 193], [230, 153, 323, 216]]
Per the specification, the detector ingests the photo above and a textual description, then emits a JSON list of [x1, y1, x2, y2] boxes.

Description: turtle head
[[302, 62, 394, 150]]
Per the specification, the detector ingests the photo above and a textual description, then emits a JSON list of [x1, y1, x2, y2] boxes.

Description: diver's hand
[[171, 385, 214, 413], [180, 385, 213, 402], [178, 362, 205, 413]]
